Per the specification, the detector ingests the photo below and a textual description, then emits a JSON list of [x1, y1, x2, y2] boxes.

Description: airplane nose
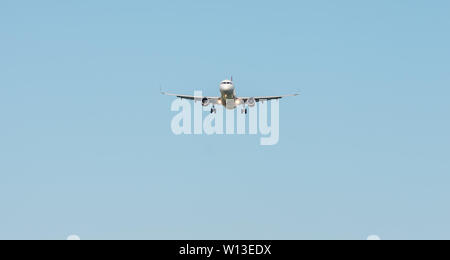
[[220, 84, 234, 92]]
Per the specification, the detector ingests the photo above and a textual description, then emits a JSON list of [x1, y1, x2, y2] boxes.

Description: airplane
[[161, 77, 299, 114]]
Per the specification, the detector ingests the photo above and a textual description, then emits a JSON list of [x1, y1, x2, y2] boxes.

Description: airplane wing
[[161, 91, 221, 104], [241, 93, 299, 102]]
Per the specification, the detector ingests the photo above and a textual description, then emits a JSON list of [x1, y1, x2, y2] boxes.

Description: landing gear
[[210, 106, 217, 114], [241, 103, 248, 114]]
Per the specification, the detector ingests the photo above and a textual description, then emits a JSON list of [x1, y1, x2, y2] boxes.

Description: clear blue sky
[[1, 0, 449, 239]]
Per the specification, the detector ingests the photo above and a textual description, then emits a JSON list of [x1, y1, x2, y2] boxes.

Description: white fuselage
[[219, 80, 238, 109]]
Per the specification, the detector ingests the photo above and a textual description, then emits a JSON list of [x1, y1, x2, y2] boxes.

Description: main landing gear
[[210, 105, 247, 114], [210, 106, 217, 114], [241, 102, 248, 114]]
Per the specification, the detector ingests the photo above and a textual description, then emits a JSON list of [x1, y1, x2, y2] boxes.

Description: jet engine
[[202, 97, 210, 107], [247, 97, 256, 107]]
